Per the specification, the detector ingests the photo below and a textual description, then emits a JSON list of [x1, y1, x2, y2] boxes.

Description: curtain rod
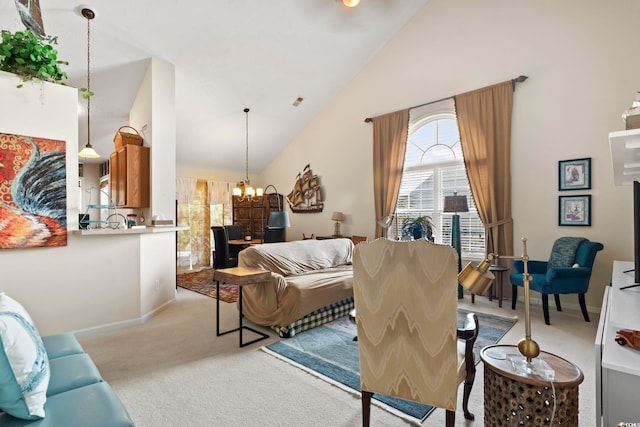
[[363, 75, 528, 123]]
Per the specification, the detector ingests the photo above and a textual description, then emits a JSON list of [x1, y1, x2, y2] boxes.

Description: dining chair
[[211, 226, 238, 268], [352, 238, 478, 426]]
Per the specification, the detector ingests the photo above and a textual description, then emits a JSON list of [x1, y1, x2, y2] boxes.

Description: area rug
[[177, 268, 238, 303], [262, 309, 517, 424]]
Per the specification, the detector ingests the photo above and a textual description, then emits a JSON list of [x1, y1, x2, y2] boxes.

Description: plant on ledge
[[0, 29, 68, 88], [401, 216, 435, 241]]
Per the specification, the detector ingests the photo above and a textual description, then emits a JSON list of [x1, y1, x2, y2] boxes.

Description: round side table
[[480, 344, 584, 426]]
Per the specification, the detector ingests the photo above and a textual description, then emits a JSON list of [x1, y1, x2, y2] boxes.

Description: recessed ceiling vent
[[292, 97, 304, 107]]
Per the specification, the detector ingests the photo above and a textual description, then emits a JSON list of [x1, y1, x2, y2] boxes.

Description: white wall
[[129, 58, 178, 318], [258, 0, 640, 311], [176, 165, 258, 185], [0, 71, 141, 335], [0, 57, 179, 335]]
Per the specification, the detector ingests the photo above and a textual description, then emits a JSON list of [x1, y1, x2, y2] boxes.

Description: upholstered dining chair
[[211, 226, 239, 269], [352, 238, 478, 427], [510, 237, 604, 325]]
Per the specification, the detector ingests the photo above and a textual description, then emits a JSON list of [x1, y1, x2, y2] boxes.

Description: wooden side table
[[480, 344, 584, 426], [214, 267, 271, 347], [488, 265, 508, 308]]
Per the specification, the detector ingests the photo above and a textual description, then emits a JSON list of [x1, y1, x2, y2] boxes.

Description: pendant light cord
[[86, 15, 91, 146], [81, 8, 95, 148], [244, 108, 250, 183]]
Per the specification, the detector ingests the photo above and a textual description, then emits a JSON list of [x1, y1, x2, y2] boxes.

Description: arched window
[[390, 100, 485, 261]]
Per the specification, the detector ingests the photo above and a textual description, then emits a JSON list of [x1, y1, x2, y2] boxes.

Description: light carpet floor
[[77, 288, 598, 426]]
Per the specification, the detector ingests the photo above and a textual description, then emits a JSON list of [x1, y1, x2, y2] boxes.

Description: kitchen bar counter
[[72, 226, 188, 236]]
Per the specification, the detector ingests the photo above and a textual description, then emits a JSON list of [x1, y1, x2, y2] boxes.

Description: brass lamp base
[[517, 337, 540, 362]]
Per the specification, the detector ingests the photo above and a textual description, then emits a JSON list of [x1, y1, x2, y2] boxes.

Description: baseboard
[[515, 295, 601, 316], [73, 296, 176, 337], [464, 289, 602, 316]]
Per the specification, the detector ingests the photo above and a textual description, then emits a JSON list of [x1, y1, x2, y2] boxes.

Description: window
[[177, 180, 211, 270], [176, 179, 233, 270], [389, 101, 485, 261]]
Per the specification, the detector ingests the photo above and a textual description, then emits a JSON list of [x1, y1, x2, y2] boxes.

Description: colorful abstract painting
[[0, 133, 67, 249]]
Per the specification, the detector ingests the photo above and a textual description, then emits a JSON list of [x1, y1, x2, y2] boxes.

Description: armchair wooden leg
[[445, 409, 455, 427], [511, 284, 517, 310], [579, 293, 590, 322], [542, 294, 551, 325], [462, 377, 475, 420], [362, 391, 372, 427], [554, 294, 562, 311], [460, 312, 477, 421]]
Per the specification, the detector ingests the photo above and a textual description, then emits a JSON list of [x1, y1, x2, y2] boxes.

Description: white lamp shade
[[331, 211, 345, 222], [78, 144, 100, 159]]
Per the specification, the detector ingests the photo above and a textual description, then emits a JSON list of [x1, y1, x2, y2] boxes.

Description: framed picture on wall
[[559, 195, 591, 226], [559, 158, 591, 191]]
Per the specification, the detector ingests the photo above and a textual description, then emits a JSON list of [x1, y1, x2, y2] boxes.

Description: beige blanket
[[238, 239, 354, 326]]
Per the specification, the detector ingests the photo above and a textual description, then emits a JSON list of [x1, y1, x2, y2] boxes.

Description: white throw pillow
[[0, 292, 49, 419]]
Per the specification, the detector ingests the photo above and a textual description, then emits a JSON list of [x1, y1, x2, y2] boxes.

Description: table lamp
[[458, 237, 541, 363], [444, 192, 469, 298], [331, 211, 344, 237], [260, 185, 290, 243]]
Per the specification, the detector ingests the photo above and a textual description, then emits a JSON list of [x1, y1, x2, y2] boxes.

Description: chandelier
[[233, 108, 263, 200], [78, 8, 99, 159]]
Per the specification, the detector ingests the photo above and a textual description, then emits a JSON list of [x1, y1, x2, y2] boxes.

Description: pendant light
[[78, 8, 99, 159], [233, 108, 262, 200]]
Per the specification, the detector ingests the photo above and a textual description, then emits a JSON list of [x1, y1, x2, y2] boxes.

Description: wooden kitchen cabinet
[[109, 145, 150, 208]]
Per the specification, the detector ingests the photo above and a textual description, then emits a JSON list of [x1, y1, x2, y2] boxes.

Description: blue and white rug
[[262, 309, 517, 424]]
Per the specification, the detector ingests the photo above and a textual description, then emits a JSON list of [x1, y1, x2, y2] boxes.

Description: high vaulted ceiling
[[0, 0, 429, 173]]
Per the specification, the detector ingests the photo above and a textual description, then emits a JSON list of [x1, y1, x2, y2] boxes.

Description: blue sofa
[[0, 292, 134, 426]]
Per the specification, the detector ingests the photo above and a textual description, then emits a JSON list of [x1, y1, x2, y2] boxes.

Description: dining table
[[228, 239, 263, 247]]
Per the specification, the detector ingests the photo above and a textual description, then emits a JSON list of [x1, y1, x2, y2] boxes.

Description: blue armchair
[[510, 237, 603, 325]]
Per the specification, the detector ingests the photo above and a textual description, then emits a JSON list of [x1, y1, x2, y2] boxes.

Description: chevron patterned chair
[[352, 238, 478, 427]]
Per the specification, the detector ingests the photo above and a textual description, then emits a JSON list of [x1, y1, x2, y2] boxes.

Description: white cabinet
[[609, 129, 640, 186], [596, 260, 640, 426]]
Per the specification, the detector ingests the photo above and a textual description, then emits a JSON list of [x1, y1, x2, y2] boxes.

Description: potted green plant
[[401, 216, 435, 241], [0, 29, 68, 87]]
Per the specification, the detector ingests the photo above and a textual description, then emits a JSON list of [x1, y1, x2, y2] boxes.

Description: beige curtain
[[372, 109, 409, 238], [176, 176, 197, 203], [207, 180, 234, 205], [454, 81, 514, 257], [176, 179, 211, 270]]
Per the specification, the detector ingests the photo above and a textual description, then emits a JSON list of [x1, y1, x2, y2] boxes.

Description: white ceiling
[[0, 0, 429, 173]]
